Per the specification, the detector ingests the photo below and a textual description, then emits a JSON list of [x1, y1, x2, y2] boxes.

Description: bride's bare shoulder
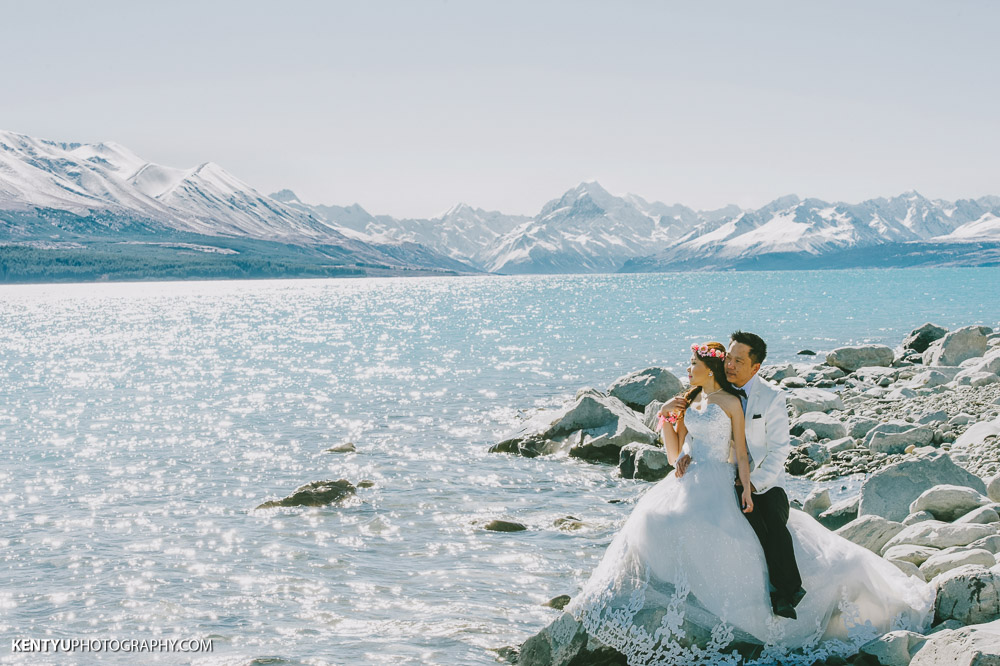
[[711, 392, 742, 412]]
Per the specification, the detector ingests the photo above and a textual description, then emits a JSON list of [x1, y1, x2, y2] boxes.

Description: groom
[[676, 330, 805, 619]]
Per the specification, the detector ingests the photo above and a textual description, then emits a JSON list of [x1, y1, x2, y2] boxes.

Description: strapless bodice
[[683, 401, 732, 463]]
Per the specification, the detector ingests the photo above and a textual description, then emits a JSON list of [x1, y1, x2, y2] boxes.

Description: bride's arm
[[726, 399, 754, 513], [658, 411, 686, 465]]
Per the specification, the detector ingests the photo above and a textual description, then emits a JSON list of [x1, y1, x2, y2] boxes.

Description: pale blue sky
[[1, 1, 997, 218]]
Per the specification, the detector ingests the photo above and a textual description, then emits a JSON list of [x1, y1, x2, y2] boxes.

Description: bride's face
[[687, 355, 711, 387]]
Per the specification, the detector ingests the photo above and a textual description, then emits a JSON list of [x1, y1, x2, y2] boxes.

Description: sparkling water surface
[[1, 269, 999, 665]]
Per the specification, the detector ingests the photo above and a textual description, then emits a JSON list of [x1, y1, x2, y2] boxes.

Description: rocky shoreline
[[491, 322, 1000, 665]]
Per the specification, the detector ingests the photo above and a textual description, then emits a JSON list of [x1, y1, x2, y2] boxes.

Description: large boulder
[[923, 325, 993, 367], [883, 544, 941, 567], [255, 479, 357, 509], [847, 415, 880, 439], [858, 452, 987, 522], [818, 495, 860, 530], [826, 344, 895, 372], [910, 617, 1000, 666], [959, 348, 1000, 378], [491, 389, 656, 463], [868, 425, 935, 455], [791, 412, 848, 440], [619, 443, 672, 481], [955, 416, 1000, 449], [932, 564, 1000, 626], [516, 612, 620, 665], [608, 367, 683, 411], [920, 548, 997, 580], [902, 322, 948, 354], [910, 485, 993, 522], [881, 521, 997, 554], [836, 515, 905, 554], [786, 387, 845, 416], [860, 630, 928, 666]]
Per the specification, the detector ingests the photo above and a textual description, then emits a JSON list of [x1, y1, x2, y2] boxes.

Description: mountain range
[[1, 129, 998, 282]]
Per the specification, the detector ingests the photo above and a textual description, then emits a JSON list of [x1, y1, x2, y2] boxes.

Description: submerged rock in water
[[543, 595, 572, 610], [255, 479, 356, 509], [326, 441, 356, 453], [483, 519, 527, 532]]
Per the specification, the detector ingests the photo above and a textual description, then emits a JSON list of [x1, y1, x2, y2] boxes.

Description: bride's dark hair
[[683, 341, 741, 403]]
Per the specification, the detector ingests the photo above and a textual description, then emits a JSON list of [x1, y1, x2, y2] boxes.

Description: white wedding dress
[[565, 402, 934, 665]]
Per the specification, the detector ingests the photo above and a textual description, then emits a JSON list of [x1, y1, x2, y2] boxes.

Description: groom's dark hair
[[730, 330, 767, 365]]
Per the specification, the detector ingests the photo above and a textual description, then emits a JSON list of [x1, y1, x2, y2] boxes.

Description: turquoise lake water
[[1, 268, 998, 664]]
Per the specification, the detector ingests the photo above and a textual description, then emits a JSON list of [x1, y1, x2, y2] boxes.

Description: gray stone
[[904, 511, 938, 526], [780, 377, 807, 389], [863, 420, 920, 446], [860, 630, 928, 666], [837, 515, 905, 553], [826, 436, 857, 454], [958, 372, 1000, 388], [908, 370, 955, 389], [918, 410, 949, 425], [910, 617, 1000, 666], [902, 322, 948, 353], [826, 344, 895, 372], [956, 417, 1000, 450], [818, 495, 860, 530], [884, 544, 941, 566], [889, 559, 927, 582], [803, 488, 831, 518], [911, 485, 993, 522], [847, 416, 880, 439], [924, 325, 993, 367], [968, 535, 1000, 555], [634, 445, 672, 482], [483, 519, 528, 532], [882, 521, 997, 554], [543, 595, 572, 610], [869, 426, 935, 455], [988, 475, 1000, 504], [326, 441, 357, 453], [956, 506, 1000, 526], [803, 441, 831, 465], [921, 548, 998, 580], [608, 367, 683, 411], [786, 387, 845, 416], [859, 452, 987, 522], [643, 400, 665, 431], [791, 412, 848, 440], [961, 348, 1000, 377], [761, 363, 798, 382], [932, 565, 1000, 626], [255, 479, 357, 509]]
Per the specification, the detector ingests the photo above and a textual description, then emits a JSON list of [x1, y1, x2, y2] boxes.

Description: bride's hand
[[659, 397, 688, 417], [741, 487, 754, 513]]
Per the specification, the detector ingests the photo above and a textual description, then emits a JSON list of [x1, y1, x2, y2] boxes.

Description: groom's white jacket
[[743, 375, 791, 493]]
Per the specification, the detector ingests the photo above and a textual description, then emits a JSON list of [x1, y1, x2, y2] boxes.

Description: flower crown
[[692, 343, 725, 359]]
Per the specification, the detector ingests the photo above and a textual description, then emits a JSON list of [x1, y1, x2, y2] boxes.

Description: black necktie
[[734, 388, 747, 399]]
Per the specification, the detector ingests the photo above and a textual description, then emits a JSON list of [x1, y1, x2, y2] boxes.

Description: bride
[[564, 342, 934, 665]]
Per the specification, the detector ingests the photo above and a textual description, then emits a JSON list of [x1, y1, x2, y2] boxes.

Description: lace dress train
[[564, 403, 933, 665]]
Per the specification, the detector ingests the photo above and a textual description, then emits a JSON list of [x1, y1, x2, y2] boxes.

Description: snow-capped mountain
[[0, 130, 476, 274], [623, 192, 1000, 272], [274, 190, 527, 268]]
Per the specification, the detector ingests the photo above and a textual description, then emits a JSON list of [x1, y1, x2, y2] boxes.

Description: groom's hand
[[674, 453, 691, 477]]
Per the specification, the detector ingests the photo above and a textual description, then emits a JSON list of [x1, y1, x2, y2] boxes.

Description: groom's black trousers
[[734, 485, 803, 601]]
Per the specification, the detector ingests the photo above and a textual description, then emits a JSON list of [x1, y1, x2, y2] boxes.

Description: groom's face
[[725, 342, 760, 387]]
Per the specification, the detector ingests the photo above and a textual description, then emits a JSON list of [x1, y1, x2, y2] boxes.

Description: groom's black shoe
[[789, 586, 807, 609], [771, 597, 797, 620]]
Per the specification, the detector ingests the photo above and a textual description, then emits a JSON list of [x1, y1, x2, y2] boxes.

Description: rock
[[988, 475, 1000, 503], [483, 519, 528, 532], [955, 416, 1000, 450], [882, 521, 997, 554], [803, 441, 831, 464], [357, 479, 375, 488], [869, 426, 935, 455], [962, 372, 1000, 388], [553, 516, 585, 531], [904, 511, 938, 526], [786, 387, 845, 416], [800, 429, 818, 443], [826, 344, 895, 372], [818, 495, 860, 530], [917, 410, 949, 425], [932, 565, 1000, 625], [618, 443, 672, 482], [643, 401, 665, 431], [786, 446, 820, 476], [889, 559, 927, 581], [910, 485, 993, 522], [968, 535, 1000, 555], [885, 387, 919, 401], [884, 544, 941, 566], [910, 617, 1000, 666], [492, 389, 656, 462], [847, 416, 880, 439], [803, 488, 831, 517], [859, 629, 928, 666], [956, 506, 1000, 525], [960, 348, 1000, 377], [827, 436, 857, 454], [836, 515, 905, 553], [921, 548, 997, 580], [859, 452, 988, 522], [908, 370, 956, 389], [543, 595, 571, 610], [517, 612, 597, 665], [608, 367, 683, 411], [326, 441, 357, 453], [791, 412, 848, 440], [863, 420, 921, 445], [780, 377, 808, 389], [255, 479, 357, 509], [798, 349, 817, 356], [924, 325, 993, 367], [903, 322, 948, 353], [761, 363, 798, 382]]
